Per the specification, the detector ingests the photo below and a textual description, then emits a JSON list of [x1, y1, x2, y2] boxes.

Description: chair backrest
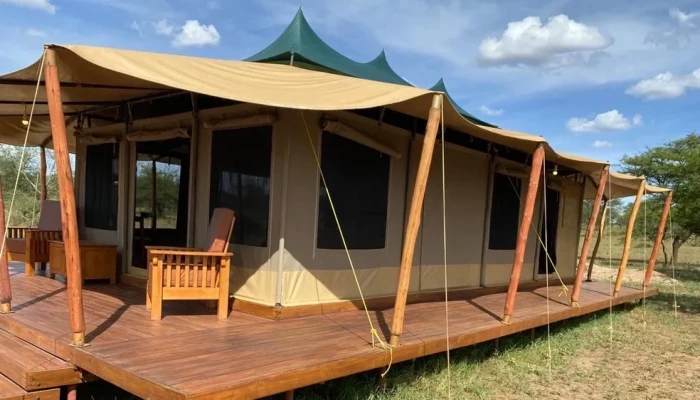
[[37, 200, 62, 231], [206, 208, 235, 253]]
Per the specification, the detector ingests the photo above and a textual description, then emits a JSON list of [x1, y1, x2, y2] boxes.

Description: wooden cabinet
[[49, 241, 117, 284]]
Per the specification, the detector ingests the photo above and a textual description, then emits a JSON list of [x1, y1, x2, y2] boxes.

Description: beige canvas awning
[[584, 170, 671, 199], [0, 45, 667, 193]]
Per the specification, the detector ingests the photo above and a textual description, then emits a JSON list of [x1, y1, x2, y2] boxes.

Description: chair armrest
[[149, 249, 233, 258], [146, 246, 202, 252]]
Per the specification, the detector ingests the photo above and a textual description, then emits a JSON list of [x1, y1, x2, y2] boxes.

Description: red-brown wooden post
[[39, 146, 47, 201], [389, 94, 442, 347], [613, 180, 645, 297], [644, 191, 672, 288], [586, 200, 608, 282], [0, 177, 12, 314], [502, 143, 545, 324], [44, 47, 86, 346], [571, 165, 609, 306]]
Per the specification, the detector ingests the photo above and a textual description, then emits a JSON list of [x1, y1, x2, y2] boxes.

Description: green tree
[[620, 133, 700, 264]]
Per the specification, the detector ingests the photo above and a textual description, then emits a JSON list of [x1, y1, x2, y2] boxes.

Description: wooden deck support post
[[44, 47, 86, 346], [502, 143, 545, 324], [39, 146, 47, 201], [613, 180, 645, 297], [389, 94, 442, 347], [586, 200, 608, 282], [0, 177, 12, 314], [571, 166, 609, 306], [644, 192, 672, 288]]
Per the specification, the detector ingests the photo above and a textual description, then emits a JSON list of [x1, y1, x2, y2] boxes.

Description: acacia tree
[[620, 133, 700, 265]]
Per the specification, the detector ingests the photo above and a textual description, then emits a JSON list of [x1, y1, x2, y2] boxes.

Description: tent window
[[538, 188, 560, 274], [84, 143, 119, 231], [209, 125, 272, 247], [317, 132, 390, 250], [488, 172, 521, 250]]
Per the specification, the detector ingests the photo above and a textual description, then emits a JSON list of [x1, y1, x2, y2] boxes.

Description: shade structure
[[585, 170, 671, 199]]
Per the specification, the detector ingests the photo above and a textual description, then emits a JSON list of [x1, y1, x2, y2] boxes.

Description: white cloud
[[593, 140, 612, 148], [0, 0, 55, 14], [626, 69, 700, 100], [149, 19, 220, 48], [130, 21, 144, 38], [646, 7, 700, 49], [153, 19, 175, 36], [479, 105, 504, 116], [172, 20, 220, 47], [566, 110, 642, 133], [670, 7, 700, 27], [24, 28, 45, 37], [478, 14, 613, 67]]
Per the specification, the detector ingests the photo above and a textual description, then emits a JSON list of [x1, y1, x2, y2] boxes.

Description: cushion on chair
[[5, 238, 26, 254], [37, 201, 62, 231], [205, 208, 235, 253]]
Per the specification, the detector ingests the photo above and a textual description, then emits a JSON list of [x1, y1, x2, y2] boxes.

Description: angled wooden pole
[[389, 94, 442, 347], [613, 180, 645, 297], [586, 200, 608, 282], [39, 146, 47, 201], [644, 192, 672, 288], [571, 165, 609, 306], [0, 177, 12, 314], [44, 47, 86, 346], [502, 143, 545, 324]]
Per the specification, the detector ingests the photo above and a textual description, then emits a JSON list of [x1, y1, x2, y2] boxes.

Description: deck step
[[0, 330, 82, 391], [0, 373, 60, 400]]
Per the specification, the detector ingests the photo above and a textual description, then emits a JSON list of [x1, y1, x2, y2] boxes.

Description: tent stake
[[502, 143, 545, 324], [0, 177, 11, 314], [389, 94, 442, 347], [586, 200, 608, 282], [644, 192, 672, 288], [44, 47, 86, 346], [571, 165, 609, 306], [614, 180, 645, 297]]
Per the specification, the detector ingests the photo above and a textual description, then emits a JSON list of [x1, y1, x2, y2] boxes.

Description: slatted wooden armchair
[[146, 208, 235, 320], [6, 201, 62, 276]]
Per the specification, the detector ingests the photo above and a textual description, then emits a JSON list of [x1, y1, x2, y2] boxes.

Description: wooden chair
[[146, 208, 235, 320], [6, 201, 62, 276]]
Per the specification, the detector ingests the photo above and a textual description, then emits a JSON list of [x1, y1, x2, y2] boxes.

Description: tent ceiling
[[0, 44, 668, 195]]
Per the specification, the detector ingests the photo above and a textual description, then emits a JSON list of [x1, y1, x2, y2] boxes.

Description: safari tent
[[0, 11, 672, 400]]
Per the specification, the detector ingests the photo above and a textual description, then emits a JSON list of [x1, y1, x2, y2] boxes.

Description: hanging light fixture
[[21, 103, 29, 126], [552, 164, 559, 176]]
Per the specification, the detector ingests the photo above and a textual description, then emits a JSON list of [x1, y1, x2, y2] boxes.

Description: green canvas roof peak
[[430, 78, 496, 127], [245, 9, 495, 127]]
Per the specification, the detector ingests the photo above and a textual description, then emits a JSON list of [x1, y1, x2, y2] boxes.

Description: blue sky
[[1, 0, 699, 167]]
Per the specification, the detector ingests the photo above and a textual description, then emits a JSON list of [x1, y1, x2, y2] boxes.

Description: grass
[[76, 233, 700, 399], [294, 263, 700, 400]]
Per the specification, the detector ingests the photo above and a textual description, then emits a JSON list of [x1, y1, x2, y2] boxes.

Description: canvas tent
[[0, 42, 669, 313]]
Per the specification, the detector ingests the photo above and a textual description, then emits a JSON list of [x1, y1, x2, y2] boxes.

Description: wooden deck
[[0, 263, 656, 399]]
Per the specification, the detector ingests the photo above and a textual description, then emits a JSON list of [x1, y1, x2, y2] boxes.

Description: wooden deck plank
[[1, 263, 656, 400], [0, 373, 60, 400], [0, 330, 82, 390]]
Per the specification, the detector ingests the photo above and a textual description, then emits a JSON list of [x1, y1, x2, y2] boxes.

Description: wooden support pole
[[66, 385, 77, 400], [571, 166, 609, 306], [151, 159, 157, 231], [389, 94, 442, 347], [586, 200, 608, 282], [44, 47, 86, 346], [39, 146, 47, 201], [285, 389, 294, 400], [644, 192, 672, 288], [0, 177, 11, 313], [613, 180, 646, 297], [502, 143, 545, 324]]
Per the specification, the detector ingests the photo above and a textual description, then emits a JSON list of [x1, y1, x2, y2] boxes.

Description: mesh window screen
[[317, 132, 390, 250], [84, 143, 119, 230], [209, 125, 272, 247], [488, 172, 522, 250]]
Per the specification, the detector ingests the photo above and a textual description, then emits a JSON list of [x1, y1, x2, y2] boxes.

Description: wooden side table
[[49, 241, 117, 284]]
